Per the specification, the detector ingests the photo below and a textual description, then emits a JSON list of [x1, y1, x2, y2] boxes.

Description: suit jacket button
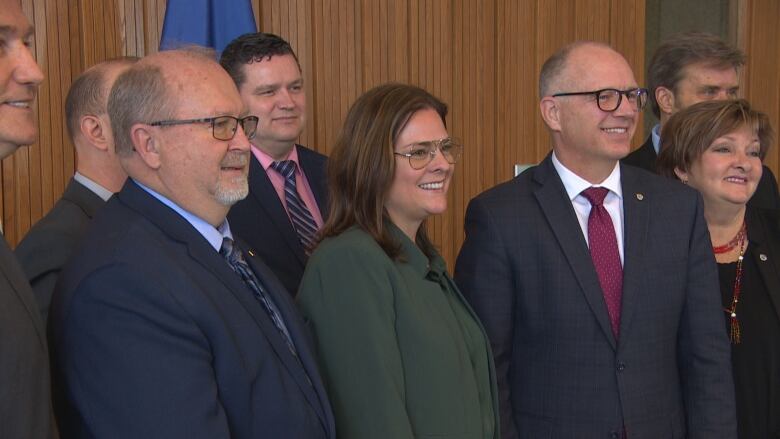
[[610, 432, 620, 439], [617, 362, 626, 372]]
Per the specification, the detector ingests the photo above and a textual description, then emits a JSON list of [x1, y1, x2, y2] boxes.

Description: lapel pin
[[635, 193, 644, 201], [760, 253, 768, 261], [248, 250, 256, 257]]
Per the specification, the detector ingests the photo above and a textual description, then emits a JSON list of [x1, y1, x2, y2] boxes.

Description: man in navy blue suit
[[456, 41, 735, 439], [49, 48, 335, 439], [220, 33, 328, 296]]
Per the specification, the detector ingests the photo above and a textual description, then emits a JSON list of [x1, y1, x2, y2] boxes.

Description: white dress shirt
[[551, 153, 625, 265]]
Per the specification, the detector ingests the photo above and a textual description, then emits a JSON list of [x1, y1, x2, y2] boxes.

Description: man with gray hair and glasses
[[49, 48, 335, 439]]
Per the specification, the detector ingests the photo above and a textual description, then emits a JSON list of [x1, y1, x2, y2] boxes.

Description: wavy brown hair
[[656, 99, 774, 179], [319, 83, 448, 260]]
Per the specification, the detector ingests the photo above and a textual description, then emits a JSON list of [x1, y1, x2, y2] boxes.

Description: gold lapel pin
[[248, 250, 256, 257], [635, 193, 644, 201], [760, 253, 768, 261]]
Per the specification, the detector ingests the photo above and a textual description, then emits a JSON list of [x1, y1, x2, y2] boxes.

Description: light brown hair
[[647, 32, 745, 118], [64, 57, 139, 141], [656, 99, 773, 179], [320, 83, 447, 260]]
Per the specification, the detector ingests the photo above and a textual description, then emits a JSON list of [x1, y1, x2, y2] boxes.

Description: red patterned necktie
[[581, 187, 623, 338]]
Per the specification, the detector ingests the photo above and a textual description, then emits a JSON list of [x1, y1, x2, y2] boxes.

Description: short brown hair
[[64, 57, 139, 141], [647, 32, 745, 118], [320, 83, 448, 260], [656, 99, 773, 179]]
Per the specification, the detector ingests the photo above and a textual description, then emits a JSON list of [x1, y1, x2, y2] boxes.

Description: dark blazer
[[228, 144, 328, 296], [455, 155, 736, 439], [0, 235, 53, 439], [623, 134, 780, 209], [743, 207, 780, 436], [16, 177, 105, 321], [50, 180, 336, 439]]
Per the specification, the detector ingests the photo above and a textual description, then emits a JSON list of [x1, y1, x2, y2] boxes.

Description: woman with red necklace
[[656, 99, 779, 438]]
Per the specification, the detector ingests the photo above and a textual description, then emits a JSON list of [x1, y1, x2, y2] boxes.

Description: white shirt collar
[[551, 152, 623, 201]]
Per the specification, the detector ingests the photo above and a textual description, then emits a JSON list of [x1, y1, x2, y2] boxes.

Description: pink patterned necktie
[[581, 187, 623, 338]]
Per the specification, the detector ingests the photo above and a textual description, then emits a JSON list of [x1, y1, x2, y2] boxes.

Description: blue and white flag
[[160, 0, 257, 56]]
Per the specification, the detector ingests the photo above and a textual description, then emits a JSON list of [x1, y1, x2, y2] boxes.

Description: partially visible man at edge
[[220, 32, 328, 296], [0, 0, 54, 437], [622, 31, 780, 208], [16, 56, 138, 321]]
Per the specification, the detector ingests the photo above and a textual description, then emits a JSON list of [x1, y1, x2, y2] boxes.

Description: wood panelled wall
[[3, 0, 776, 268]]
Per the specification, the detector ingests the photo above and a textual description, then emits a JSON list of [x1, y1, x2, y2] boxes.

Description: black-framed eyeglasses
[[148, 115, 259, 141], [394, 138, 463, 170], [552, 88, 649, 112]]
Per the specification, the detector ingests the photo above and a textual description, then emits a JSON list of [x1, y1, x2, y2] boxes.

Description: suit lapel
[[296, 145, 329, 219], [243, 251, 333, 432], [62, 178, 106, 219], [746, 209, 780, 324], [117, 182, 329, 424], [247, 156, 308, 264], [617, 165, 650, 342], [533, 156, 617, 349]]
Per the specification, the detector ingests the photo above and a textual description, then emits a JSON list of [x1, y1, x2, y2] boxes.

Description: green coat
[[298, 224, 499, 439]]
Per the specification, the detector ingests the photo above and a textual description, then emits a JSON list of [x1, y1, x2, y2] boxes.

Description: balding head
[[108, 47, 251, 226], [65, 57, 138, 192], [539, 41, 640, 183], [539, 41, 617, 98]]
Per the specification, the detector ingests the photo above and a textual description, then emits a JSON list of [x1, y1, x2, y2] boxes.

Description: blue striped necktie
[[220, 237, 298, 356], [271, 160, 318, 253]]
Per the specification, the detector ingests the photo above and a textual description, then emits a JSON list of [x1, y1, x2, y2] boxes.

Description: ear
[[655, 86, 675, 117], [79, 114, 110, 152], [673, 166, 689, 184], [130, 123, 162, 169], [539, 96, 562, 132]]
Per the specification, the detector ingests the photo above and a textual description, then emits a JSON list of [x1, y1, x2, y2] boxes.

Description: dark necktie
[[220, 237, 298, 356], [581, 187, 623, 338], [270, 160, 318, 253]]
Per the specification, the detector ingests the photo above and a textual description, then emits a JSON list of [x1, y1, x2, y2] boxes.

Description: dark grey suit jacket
[[50, 180, 336, 439], [228, 144, 328, 296], [455, 155, 736, 439], [16, 177, 105, 321], [0, 234, 53, 439], [623, 134, 780, 209]]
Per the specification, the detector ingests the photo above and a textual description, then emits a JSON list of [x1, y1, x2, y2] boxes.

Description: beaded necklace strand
[[714, 220, 747, 344]]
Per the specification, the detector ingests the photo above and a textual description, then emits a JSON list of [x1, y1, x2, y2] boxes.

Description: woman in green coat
[[298, 83, 499, 439]]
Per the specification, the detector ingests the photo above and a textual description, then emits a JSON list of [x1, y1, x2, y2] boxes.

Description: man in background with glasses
[[49, 48, 335, 439], [220, 32, 328, 297], [623, 32, 779, 209], [456, 41, 736, 439], [15, 56, 137, 323]]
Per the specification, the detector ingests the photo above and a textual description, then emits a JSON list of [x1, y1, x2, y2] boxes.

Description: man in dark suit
[[455, 41, 736, 439], [16, 57, 137, 321], [50, 48, 335, 439], [623, 32, 779, 208], [0, 1, 54, 438], [220, 33, 328, 296]]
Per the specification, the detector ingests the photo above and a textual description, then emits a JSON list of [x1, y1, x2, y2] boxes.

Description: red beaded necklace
[[713, 221, 746, 254], [715, 221, 747, 344]]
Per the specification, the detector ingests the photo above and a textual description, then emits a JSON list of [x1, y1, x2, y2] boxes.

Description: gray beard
[[215, 175, 249, 206]]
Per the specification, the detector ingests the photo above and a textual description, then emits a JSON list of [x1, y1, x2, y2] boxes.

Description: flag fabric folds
[[160, 0, 257, 55]]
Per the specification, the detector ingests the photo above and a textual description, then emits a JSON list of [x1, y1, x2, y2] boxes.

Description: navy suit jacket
[[50, 180, 336, 439], [623, 134, 780, 209], [16, 177, 105, 321], [228, 144, 328, 296], [455, 155, 736, 439]]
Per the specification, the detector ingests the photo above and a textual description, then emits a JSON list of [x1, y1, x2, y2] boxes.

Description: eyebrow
[[0, 24, 35, 39]]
